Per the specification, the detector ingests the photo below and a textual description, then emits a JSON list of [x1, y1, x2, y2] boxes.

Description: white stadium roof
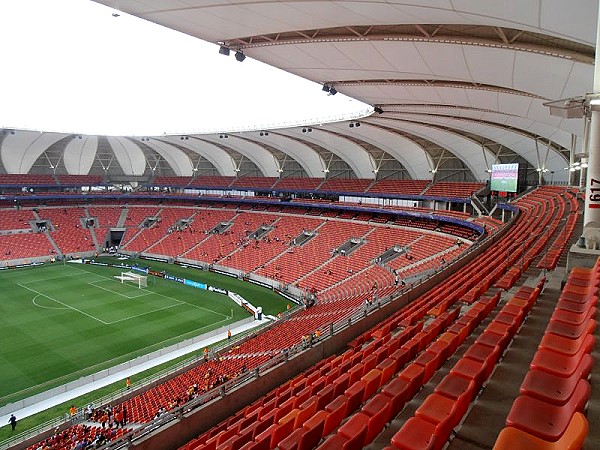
[[2, 0, 598, 183]]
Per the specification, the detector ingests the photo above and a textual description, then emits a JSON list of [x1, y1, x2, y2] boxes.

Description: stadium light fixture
[[235, 51, 246, 62], [219, 45, 230, 56], [322, 84, 330, 93], [543, 97, 586, 118], [374, 106, 384, 114], [329, 87, 337, 96]]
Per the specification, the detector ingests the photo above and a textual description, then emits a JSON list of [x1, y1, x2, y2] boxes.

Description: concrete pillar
[[583, 110, 600, 248], [569, 134, 577, 186], [581, 3, 600, 250]]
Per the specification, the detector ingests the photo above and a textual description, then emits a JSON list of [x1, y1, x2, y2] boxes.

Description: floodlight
[[235, 51, 246, 62]]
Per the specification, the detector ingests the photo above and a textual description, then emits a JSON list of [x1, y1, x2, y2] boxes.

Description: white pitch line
[[69, 265, 230, 319], [105, 303, 184, 325], [151, 290, 230, 319], [89, 280, 152, 299], [18, 284, 109, 325], [32, 294, 69, 310], [18, 269, 87, 285]]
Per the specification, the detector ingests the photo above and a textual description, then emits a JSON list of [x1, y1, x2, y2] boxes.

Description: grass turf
[[0, 348, 203, 443], [0, 258, 289, 406]]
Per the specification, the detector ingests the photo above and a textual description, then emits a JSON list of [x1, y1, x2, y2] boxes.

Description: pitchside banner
[[490, 163, 519, 193], [185, 279, 207, 289]]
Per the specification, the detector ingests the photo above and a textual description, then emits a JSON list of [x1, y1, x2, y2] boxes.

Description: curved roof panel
[[63, 135, 99, 175], [1, 131, 67, 173], [6, 1, 595, 183]]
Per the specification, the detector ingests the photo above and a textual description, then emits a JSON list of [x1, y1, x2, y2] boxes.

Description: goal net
[[114, 271, 148, 289]]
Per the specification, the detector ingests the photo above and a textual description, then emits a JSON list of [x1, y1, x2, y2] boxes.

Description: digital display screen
[[490, 163, 519, 193]]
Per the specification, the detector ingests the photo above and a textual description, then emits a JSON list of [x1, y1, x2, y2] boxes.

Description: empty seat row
[[388, 283, 542, 450], [493, 261, 599, 450]]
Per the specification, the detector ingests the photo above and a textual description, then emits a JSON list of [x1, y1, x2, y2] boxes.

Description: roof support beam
[[495, 27, 510, 44], [415, 25, 431, 38]]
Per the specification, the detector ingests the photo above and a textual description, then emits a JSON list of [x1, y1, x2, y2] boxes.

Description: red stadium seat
[[520, 356, 593, 406], [390, 416, 438, 450], [493, 413, 588, 450], [506, 379, 590, 441]]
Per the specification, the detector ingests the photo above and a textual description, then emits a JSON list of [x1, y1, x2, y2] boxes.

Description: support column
[[569, 135, 576, 186], [583, 109, 600, 249], [581, 2, 600, 250]]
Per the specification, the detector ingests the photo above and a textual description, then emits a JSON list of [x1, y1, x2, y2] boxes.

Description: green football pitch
[[0, 259, 289, 406]]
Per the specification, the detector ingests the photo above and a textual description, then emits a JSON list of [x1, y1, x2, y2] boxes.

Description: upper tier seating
[[368, 179, 430, 196], [56, 174, 104, 185], [318, 178, 373, 192], [423, 182, 485, 198], [188, 176, 236, 188], [153, 176, 192, 187], [0, 174, 56, 185], [231, 177, 279, 190], [272, 177, 323, 191]]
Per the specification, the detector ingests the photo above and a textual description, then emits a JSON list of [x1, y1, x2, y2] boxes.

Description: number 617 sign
[[590, 178, 600, 207]]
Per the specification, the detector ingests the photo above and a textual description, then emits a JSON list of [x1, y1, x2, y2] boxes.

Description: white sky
[[0, 0, 369, 136]]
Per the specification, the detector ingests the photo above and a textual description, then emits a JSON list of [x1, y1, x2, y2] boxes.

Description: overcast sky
[[0, 0, 369, 136]]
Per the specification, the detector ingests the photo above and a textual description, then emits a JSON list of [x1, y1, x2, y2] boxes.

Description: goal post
[[114, 271, 148, 289]]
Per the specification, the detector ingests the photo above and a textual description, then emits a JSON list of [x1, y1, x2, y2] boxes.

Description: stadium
[[0, 1, 599, 450]]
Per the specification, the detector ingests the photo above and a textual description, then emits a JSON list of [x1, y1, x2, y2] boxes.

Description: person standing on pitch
[[8, 414, 17, 431]]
